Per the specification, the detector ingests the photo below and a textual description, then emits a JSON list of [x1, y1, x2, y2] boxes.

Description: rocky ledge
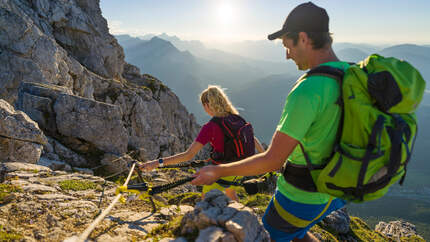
[[0, 162, 425, 242]]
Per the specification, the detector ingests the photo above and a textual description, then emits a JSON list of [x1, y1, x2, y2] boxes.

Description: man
[[191, 2, 348, 241]]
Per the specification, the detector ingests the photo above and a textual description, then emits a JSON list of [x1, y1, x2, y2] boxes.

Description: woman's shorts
[[262, 190, 346, 241], [202, 175, 243, 194]]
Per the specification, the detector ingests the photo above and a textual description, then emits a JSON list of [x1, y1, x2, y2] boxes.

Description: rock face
[[375, 220, 424, 241], [1, 0, 208, 170], [0, 99, 46, 163], [0, 0, 124, 105], [181, 189, 270, 242]]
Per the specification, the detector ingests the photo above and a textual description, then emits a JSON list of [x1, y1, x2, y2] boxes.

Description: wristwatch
[[158, 158, 164, 167]]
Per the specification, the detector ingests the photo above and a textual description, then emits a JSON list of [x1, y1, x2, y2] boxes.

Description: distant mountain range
[[131, 33, 430, 85], [116, 34, 299, 123], [117, 34, 430, 141]]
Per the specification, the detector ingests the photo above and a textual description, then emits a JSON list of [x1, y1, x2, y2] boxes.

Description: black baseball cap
[[268, 2, 329, 40]]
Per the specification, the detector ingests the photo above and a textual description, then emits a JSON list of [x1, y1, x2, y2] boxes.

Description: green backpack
[[302, 54, 426, 203]]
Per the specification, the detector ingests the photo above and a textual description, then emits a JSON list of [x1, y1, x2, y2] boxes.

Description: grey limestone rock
[[54, 93, 128, 154], [47, 138, 87, 167], [0, 99, 47, 145], [0, 137, 43, 163], [196, 226, 236, 242], [0, 99, 46, 163], [37, 157, 72, 172], [375, 220, 424, 241], [180, 189, 270, 242], [0, 161, 51, 173], [72, 167, 94, 175], [3, 0, 207, 169], [321, 207, 350, 234], [100, 152, 132, 174]]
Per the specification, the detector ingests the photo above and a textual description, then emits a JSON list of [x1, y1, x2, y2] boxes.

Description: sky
[[100, 0, 430, 45]]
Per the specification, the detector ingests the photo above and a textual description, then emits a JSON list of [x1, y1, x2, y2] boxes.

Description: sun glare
[[216, 3, 236, 24]]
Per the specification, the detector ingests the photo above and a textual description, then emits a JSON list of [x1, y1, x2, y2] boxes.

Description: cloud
[[107, 20, 142, 36], [107, 20, 124, 34]]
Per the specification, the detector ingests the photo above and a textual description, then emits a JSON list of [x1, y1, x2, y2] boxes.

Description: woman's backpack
[[210, 114, 255, 163], [302, 54, 426, 202]]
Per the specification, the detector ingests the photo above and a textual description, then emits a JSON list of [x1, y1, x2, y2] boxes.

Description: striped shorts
[[262, 190, 346, 241]]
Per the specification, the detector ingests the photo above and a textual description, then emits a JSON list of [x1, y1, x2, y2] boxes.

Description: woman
[[139, 85, 264, 201]]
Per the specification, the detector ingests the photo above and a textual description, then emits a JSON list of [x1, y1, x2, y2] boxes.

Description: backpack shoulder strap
[[232, 114, 247, 124], [299, 65, 348, 170], [210, 116, 234, 138], [306, 65, 345, 83], [209, 116, 222, 125]]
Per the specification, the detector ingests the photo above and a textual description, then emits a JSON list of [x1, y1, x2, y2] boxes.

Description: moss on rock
[[58, 180, 98, 191], [166, 192, 201, 206], [310, 224, 338, 241], [0, 225, 23, 241], [349, 217, 388, 241], [0, 184, 21, 204], [144, 215, 188, 241]]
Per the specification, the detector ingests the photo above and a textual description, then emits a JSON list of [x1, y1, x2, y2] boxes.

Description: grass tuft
[[0, 184, 21, 204], [0, 225, 23, 241], [349, 217, 388, 241], [58, 180, 98, 191], [144, 215, 198, 241]]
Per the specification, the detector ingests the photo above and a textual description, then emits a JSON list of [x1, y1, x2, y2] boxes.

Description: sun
[[216, 3, 236, 24]]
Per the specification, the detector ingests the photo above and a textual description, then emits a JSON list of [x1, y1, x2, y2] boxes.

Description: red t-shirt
[[195, 121, 224, 152]]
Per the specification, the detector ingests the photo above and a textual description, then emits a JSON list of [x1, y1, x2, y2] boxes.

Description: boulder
[[180, 189, 270, 242], [375, 220, 424, 241], [16, 82, 72, 135], [0, 99, 46, 163], [321, 207, 350, 234], [0, 99, 47, 145], [54, 93, 128, 155]]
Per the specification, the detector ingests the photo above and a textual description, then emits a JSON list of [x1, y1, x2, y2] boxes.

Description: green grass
[[0, 184, 21, 204], [143, 215, 198, 241], [349, 217, 388, 241], [236, 187, 272, 216], [0, 225, 23, 241], [165, 192, 201, 206], [58, 180, 98, 191], [310, 224, 338, 241]]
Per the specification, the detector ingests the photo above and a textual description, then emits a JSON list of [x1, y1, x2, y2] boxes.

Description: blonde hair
[[200, 85, 239, 117]]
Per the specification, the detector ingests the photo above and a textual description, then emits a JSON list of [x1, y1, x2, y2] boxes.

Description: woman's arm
[[140, 141, 204, 171], [254, 136, 265, 153], [162, 141, 204, 165]]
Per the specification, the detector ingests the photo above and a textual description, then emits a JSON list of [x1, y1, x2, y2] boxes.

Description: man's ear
[[298, 32, 310, 46]]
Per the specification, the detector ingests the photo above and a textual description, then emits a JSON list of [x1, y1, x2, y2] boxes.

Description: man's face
[[282, 35, 308, 70]]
